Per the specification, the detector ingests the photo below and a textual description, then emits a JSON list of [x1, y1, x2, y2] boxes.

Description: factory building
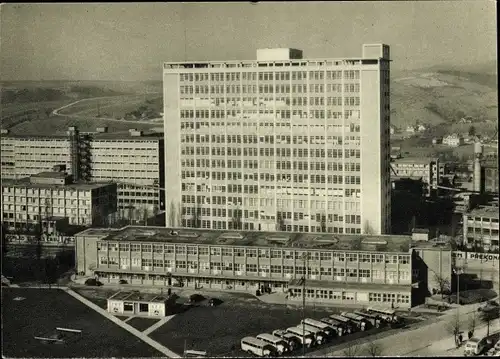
[[390, 157, 440, 197], [0, 127, 164, 222], [163, 44, 392, 235], [75, 226, 455, 308], [463, 204, 499, 252]]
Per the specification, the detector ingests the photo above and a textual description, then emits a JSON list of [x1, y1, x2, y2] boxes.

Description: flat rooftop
[[77, 226, 412, 253], [392, 157, 437, 165], [2, 177, 114, 190], [467, 205, 500, 219], [108, 291, 169, 303], [1, 131, 162, 141]]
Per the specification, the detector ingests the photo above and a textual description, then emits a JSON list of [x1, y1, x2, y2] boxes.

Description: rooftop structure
[[2, 176, 111, 190], [77, 225, 412, 253], [108, 291, 169, 303]]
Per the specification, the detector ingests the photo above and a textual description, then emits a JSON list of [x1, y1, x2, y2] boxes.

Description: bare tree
[[343, 344, 361, 357], [446, 312, 461, 348], [142, 207, 149, 226], [351, 237, 362, 250], [320, 213, 327, 233], [433, 272, 451, 298], [276, 211, 285, 231], [480, 306, 500, 337], [168, 201, 176, 227], [192, 205, 201, 229], [176, 202, 182, 227], [364, 341, 384, 357], [468, 312, 477, 337], [363, 220, 374, 235]]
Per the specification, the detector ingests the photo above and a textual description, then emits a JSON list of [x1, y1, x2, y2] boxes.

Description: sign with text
[[452, 251, 499, 262]]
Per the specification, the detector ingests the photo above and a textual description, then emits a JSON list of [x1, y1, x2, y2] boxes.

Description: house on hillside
[[459, 116, 473, 124], [417, 124, 427, 132], [432, 137, 443, 145], [406, 125, 416, 133], [443, 134, 464, 147]]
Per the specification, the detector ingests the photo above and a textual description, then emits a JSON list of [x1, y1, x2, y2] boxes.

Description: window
[[176, 245, 186, 255], [284, 250, 294, 259], [333, 267, 345, 277], [97, 242, 108, 251], [271, 250, 282, 259], [108, 243, 118, 252], [359, 254, 371, 263], [271, 265, 282, 273], [246, 264, 257, 273], [119, 243, 129, 252], [234, 248, 245, 257], [210, 247, 221, 256], [222, 248, 233, 257], [347, 268, 358, 277], [372, 270, 384, 279], [320, 267, 332, 276], [247, 249, 257, 258], [398, 255, 410, 264], [369, 293, 383, 302], [371, 254, 383, 263], [153, 259, 164, 267], [199, 246, 209, 256], [176, 260, 187, 269], [188, 260, 198, 269], [295, 266, 305, 275], [359, 269, 371, 278], [187, 246, 198, 255], [223, 262, 233, 271], [165, 245, 175, 254], [399, 271, 410, 281], [142, 244, 152, 253], [346, 253, 358, 262], [342, 292, 355, 301], [386, 255, 398, 264], [333, 252, 345, 262], [320, 252, 332, 261], [259, 249, 270, 258], [142, 258, 152, 268], [153, 244, 163, 253]]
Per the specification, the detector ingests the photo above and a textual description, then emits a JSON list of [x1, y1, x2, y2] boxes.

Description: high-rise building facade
[[163, 44, 391, 235]]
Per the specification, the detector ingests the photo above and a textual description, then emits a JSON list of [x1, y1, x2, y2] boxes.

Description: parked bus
[[340, 312, 369, 331], [240, 337, 275, 357], [272, 329, 299, 351], [329, 314, 356, 333], [285, 327, 315, 348], [353, 310, 383, 328], [319, 317, 345, 336], [366, 306, 403, 326], [301, 324, 327, 345], [301, 318, 336, 338], [256, 333, 288, 355]]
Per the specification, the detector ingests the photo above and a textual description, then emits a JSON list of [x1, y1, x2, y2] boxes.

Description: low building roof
[[76, 225, 412, 253], [466, 205, 500, 220], [108, 290, 169, 303], [1, 177, 114, 191]]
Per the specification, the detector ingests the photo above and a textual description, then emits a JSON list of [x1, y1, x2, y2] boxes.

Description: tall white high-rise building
[[163, 44, 391, 235]]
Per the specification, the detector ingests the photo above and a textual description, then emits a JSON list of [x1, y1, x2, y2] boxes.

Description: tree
[[142, 207, 149, 226], [1, 223, 8, 258], [176, 202, 183, 227], [446, 312, 461, 348], [433, 272, 451, 298], [468, 312, 477, 337], [168, 201, 176, 227], [192, 205, 201, 229], [363, 221, 374, 235], [320, 213, 327, 233], [364, 341, 383, 357], [480, 306, 500, 337], [276, 211, 285, 231], [343, 344, 361, 357], [468, 125, 476, 137], [351, 237, 362, 250]]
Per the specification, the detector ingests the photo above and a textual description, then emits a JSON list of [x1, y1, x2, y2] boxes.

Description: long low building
[[75, 226, 454, 309]]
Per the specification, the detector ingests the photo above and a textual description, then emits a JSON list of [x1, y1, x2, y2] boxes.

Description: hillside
[[390, 65, 497, 136]]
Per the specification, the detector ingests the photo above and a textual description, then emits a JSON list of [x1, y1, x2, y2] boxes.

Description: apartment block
[[0, 128, 164, 222], [75, 226, 417, 308], [1, 171, 117, 228], [463, 205, 500, 252], [390, 157, 440, 196], [163, 44, 391, 235]]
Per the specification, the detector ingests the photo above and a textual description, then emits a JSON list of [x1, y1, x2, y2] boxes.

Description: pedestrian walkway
[[143, 315, 175, 336], [64, 288, 181, 358]]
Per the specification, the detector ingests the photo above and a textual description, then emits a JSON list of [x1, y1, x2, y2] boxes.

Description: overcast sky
[[1, 2, 496, 81]]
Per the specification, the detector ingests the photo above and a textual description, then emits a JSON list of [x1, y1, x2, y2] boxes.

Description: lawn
[[2, 288, 163, 358], [127, 317, 160, 332]]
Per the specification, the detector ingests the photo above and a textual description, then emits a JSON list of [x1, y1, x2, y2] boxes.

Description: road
[[52, 93, 161, 125], [318, 304, 496, 357]]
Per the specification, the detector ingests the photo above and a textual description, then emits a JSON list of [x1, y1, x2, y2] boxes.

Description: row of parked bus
[[240, 306, 403, 357]]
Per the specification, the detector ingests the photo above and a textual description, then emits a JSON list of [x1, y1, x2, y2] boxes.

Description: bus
[[301, 324, 327, 345], [366, 306, 402, 326], [353, 310, 383, 328], [319, 317, 345, 336], [301, 318, 336, 338], [340, 312, 369, 331], [183, 350, 207, 358], [329, 314, 356, 334], [240, 337, 275, 357], [256, 333, 288, 355], [271, 329, 299, 351], [285, 327, 315, 348]]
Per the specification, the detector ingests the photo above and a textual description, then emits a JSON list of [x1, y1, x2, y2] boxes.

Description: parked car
[[487, 339, 500, 356], [478, 300, 499, 312], [464, 337, 487, 356], [118, 279, 128, 284], [84, 278, 103, 286], [208, 298, 223, 307]]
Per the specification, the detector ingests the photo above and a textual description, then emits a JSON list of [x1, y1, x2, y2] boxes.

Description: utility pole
[[301, 252, 310, 357]]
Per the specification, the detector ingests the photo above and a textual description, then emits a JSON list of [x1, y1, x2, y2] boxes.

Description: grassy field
[[127, 317, 160, 332], [2, 288, 163, 358]]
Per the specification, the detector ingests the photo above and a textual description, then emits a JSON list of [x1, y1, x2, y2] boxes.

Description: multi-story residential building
[[0, 127, 164, 222], [75, 226, 434, 308], [390, 157, 440, 197], [163, 44, 392, 235], [1, 171, 117, 228], [483, 160, 499, 194], [463, 205, 500, 252]]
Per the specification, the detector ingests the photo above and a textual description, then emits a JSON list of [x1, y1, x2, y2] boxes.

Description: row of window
[[97, 243, 410, 264], [179, 71, 360, 83]]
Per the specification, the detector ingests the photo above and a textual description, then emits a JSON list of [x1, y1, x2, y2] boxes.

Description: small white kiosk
[[107, 291, 172, 317]]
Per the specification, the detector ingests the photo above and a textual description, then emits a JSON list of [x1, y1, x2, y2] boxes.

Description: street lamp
[[301, 252, 310, 357]]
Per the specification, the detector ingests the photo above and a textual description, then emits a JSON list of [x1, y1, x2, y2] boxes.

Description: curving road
[[52, 93, 162, 125]]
